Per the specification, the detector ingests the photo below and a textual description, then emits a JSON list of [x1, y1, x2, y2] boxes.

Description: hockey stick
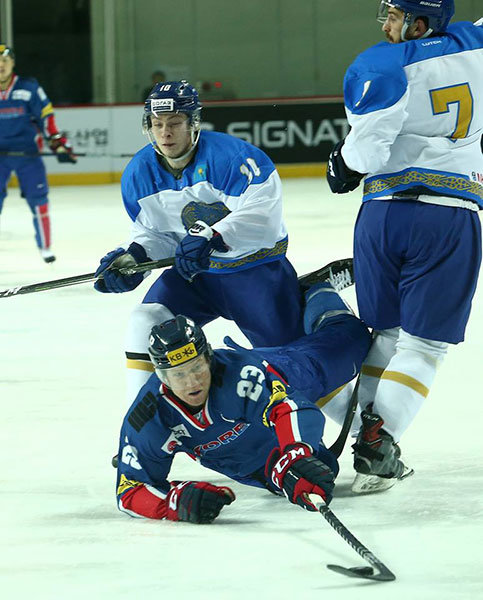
[[0, 151, 135, 158], [328, 374, 360, 458], [1, 256, 354, 300], [0, 257, 175, 299], [308, 493, 396, 582]]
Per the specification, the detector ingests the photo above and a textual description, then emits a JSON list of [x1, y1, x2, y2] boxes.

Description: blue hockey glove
[[94, 242, 149, 293], [327, 140, 364, 194], [48, 134, 77, 164], [175, 220, 228, 281]]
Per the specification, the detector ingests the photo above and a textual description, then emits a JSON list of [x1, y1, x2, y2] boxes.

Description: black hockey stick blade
[[308, 494, 396, 583], [326, 563, 395, 582], [0, 257, 175, 299]]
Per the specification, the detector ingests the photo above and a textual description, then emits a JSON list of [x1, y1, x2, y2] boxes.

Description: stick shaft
[[0, 257, 175, 298]]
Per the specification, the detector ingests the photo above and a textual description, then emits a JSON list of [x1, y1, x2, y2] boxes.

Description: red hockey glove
[[166, 481, 235, 524], [48, 134, 77, 164], [265, 444, 335, 510]]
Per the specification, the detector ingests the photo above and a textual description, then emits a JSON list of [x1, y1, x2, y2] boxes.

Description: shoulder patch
[[128, 391, 158, 432]]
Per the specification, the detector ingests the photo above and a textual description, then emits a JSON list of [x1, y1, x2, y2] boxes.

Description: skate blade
[[352, 466, 414, 495]]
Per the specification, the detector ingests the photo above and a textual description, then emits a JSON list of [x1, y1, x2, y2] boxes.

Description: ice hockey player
[[94, 80, 306, 406], [326, 1, 483, 493], [116, 281, 371, 522], [0, 44, 76, 263]]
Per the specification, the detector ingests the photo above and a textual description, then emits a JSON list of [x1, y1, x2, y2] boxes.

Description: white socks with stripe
[[125, 303, 174, 406], [357, 328, 448, 442]]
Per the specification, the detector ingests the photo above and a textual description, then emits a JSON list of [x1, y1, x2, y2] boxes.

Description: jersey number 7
[[429, 83, 473, 142]]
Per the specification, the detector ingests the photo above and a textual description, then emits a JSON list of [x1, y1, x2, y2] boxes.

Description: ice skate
[[351, 408, 413, 494], [298, 258, 354, 292], [40, 248, 56, 263]]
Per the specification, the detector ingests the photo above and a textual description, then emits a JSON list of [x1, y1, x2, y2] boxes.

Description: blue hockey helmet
[[142, 80, 202, 157], [143, 80, 201, 129], [0, 43, 14, 59], [148, 315, 211, 377], [377, 1, 454, 40]]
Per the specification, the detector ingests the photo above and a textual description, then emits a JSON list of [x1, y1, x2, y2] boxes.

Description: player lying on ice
[[115, 280, 371, 523]]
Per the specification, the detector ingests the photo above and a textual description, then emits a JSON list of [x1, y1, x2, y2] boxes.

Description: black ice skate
[[298, 258, 353, 293], [40, 249, 56, 263], [351, 408, 413, 494]]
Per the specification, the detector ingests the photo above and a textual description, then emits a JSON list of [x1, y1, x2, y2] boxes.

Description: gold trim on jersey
[[363, 170, 483, 201], [208, 238, 288, 271]]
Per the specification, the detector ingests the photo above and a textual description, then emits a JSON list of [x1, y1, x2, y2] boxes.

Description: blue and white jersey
[[342, 21, 483, 210], [121, 131, 288, 273], [0, 75, 55, 152]]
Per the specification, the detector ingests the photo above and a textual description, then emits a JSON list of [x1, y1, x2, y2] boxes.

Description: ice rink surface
[[1, 178, 482, 599]]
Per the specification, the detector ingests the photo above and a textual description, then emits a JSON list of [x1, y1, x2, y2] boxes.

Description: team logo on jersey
[[167, 342, 198, 366], [161, 424, 191, 454], [181, 201, 231, 230], [116, 474, 142, 496], [193, 422, 250, 457]]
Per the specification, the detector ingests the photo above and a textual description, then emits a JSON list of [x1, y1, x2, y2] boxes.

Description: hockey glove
[[48, 134, 77, 164], [94, 242, 150, 293], [327, 140, 364, 194], [265, 443, 335, 509], [175, 220, 228, 281], [166, 481, 235, 524]]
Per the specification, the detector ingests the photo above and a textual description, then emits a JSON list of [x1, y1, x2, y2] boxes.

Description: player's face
[[0, 55, 14, 82], [150, 113, 192, 160], [162, 354, 211, 407], [381, 7, 405, 43]]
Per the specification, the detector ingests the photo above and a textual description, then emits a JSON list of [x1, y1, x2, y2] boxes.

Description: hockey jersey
[[121, 131, 288, 273], [342, 21, 483, 210], [0, 75, 58, 152], [116, 344, 335, 519]]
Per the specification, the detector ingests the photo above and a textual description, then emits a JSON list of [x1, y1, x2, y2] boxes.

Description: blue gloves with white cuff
[[175, 220, 229, 281]]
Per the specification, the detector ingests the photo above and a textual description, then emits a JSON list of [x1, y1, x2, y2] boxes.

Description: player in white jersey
[[326, 1, 483, 493], [94, 81, 305, 407]]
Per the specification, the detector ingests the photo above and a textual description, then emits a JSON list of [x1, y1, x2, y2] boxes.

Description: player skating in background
[[0, 44, 76, 263], [116, 282, 371, 522], [94, 80, 306, 406], [326, 1, 483, 493]]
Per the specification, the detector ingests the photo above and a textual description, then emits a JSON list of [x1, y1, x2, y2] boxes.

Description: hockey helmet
[[0, 44, 14, 59], [377, 0, 454, 39], [148, 315, 211, 377]]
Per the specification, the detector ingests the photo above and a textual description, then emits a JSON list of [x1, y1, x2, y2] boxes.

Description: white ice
[[1, 179, 482, 600]]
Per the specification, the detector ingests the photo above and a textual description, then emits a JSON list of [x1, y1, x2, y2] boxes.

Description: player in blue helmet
[[377, 0, 454, 42], [326, 4, 482, 494], [115, 283, 372, 523], [94, 79, 309, 414], [0, 43, 76, 263]]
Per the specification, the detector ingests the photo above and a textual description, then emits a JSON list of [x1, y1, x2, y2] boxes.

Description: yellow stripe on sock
[[361, 365, 385, 378], [381, 370, 429, 398], [316, 383, 347, 408], [126, 359, 154, 372]]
